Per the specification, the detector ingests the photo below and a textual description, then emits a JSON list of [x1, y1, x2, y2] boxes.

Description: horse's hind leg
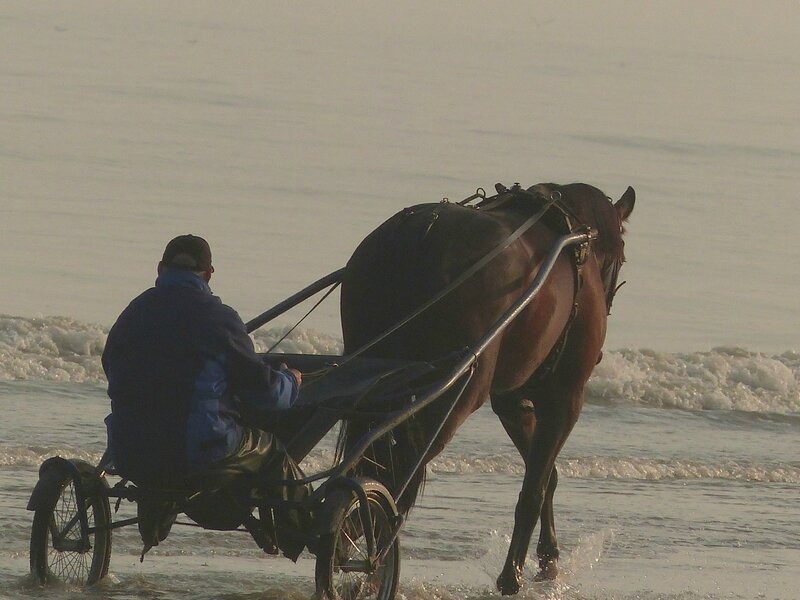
[[535, 465, 559, 580], [492, 394, 561, 582], [495, 387, 582, 595]]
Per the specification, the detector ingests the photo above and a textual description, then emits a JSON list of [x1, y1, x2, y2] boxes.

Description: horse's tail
[[335, 406, 429, 515]]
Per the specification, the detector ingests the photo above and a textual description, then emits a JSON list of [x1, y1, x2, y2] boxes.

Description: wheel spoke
[[341, 528, 365, 560], [53, 513, 82, 547]]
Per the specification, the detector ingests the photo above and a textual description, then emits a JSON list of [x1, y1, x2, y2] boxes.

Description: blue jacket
[[102, 269, 297, 484]]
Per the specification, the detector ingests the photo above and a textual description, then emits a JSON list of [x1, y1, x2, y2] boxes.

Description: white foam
[[6, 441, 795, 485], [302, 443, 800, 486], [588, 347, 800, 414], [557, 456, 800, 484], [2, 315, 798, 416], [0, 444, 103, 467], [0, 315, 341, 383], [0, 315, 108, 383], [396, 580, 465, 600], [251, 327, 343, 355]]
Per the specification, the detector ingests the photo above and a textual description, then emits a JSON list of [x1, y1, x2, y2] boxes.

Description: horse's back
[[340, 201, 558, 361]]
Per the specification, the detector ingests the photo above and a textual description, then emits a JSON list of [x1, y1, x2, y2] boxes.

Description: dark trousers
[[185, 428, 310, 560]]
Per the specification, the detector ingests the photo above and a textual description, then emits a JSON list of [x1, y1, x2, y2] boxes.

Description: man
[[102, 234, 302, 488]]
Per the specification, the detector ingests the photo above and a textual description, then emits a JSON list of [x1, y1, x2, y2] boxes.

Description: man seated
[[102, 235, 305, 555]]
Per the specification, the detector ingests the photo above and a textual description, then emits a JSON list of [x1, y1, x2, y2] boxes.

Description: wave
[[587, 347, 799, 414], [4, 444, 797, 484], [0, 315, 107, 383], [0, 315, 342, 384], [1, 315, 797, 414], [428, 454, 800, 484], [0, 445, 103, 468]]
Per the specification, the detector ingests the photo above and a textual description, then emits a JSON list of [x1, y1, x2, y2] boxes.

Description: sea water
[[1, 2, 798, 599]]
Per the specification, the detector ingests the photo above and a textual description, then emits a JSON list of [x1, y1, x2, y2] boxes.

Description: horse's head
[[530, 183, 635, 313]]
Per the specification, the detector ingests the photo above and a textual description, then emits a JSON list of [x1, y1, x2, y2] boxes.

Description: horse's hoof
[[534, 558, 559, 582], [496, 569, 522, 595]]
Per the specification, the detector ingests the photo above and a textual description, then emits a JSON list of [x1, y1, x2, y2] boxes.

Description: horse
[[338, 182, 634, 595]]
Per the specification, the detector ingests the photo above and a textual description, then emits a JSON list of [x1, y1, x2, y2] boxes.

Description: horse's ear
[[615, 186, 635, 222]]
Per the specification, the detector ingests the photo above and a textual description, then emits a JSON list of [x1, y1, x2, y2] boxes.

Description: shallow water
[[1, 326, 798, 599], [2, 2, 799, 599]]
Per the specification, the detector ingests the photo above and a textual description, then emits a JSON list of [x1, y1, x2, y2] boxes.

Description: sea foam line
[[427, 454, 800, 483], [4, 444, 798, 484]]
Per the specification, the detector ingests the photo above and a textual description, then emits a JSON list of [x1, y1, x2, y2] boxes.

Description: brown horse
[[339, 182, 634, 595]]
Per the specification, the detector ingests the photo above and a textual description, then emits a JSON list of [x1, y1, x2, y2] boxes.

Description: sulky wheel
[[315, 483, 400, 600], [29, 463, 111, 586]]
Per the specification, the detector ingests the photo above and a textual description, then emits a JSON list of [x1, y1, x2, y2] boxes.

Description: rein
[[264, 280, 341, 354]]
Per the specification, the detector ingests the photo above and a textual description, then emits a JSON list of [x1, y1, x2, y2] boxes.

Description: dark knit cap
[[161, 234, 212, 271]]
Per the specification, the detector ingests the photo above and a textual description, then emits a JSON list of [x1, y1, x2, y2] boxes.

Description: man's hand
[[279, 362, 302, 388]]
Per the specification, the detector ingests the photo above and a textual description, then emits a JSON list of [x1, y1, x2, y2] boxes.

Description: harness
[[402, 183, 601, 387], [299, 183, 622, 395], [479, 183, 623, 412], [475, 184, 594, 384], [480, 183, 625, 314]]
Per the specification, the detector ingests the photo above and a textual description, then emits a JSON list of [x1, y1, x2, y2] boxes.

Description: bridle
[[600, 253, 625, 315], [598, 212, 626, 315], [521, 185, 626, 316]]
